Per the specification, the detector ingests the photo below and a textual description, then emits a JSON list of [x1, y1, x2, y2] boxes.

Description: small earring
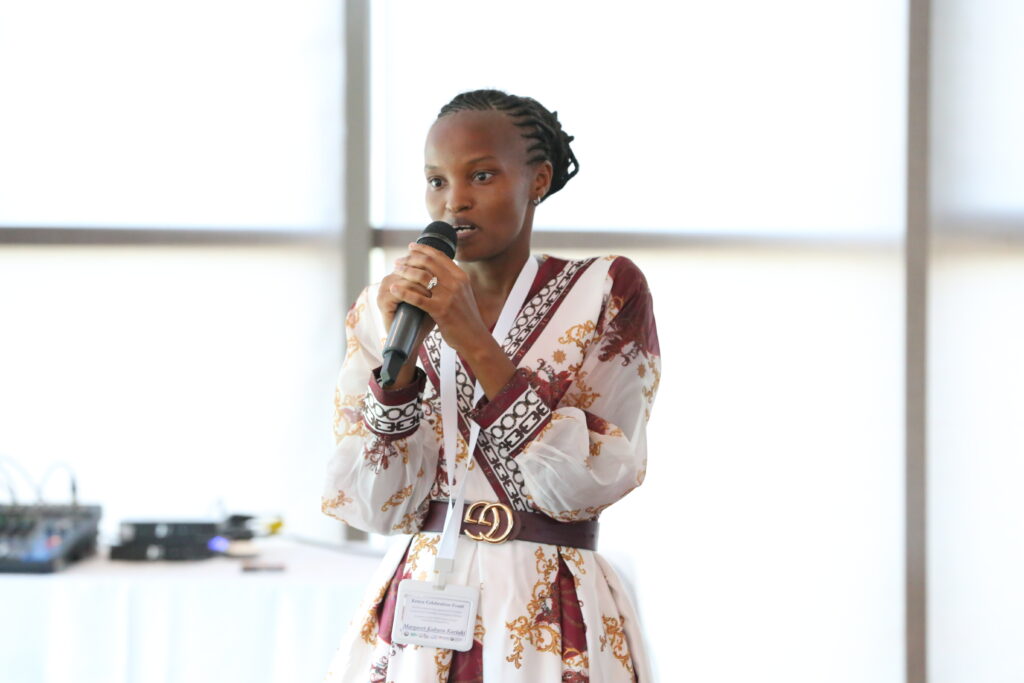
[[531, 197, 541, 206]]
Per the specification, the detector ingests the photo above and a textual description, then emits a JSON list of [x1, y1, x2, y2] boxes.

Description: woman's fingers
[[393, 263, 436, 294], [405, 243, 465, 279], [386, 242, 490, 355], [389, 280, 433, 312], [393, 242, 464, 297]]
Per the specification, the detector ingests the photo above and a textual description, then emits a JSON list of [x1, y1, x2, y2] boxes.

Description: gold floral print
[[429, 613, 483, 680], [584, 502, 613, 518], [433, 648, 451, 682], [552, 348, 567, 364], [559, 321, 596, 352], [321, 491, 354, 522], [599, 615, 635, 676], [534, 499, 613, 522], [535, 421, 555, 441], [345, 298, 364, 330], [380, 484, 414, 513], [558, 547, 587, 582], [474, 612, 486, 643], [505, 546, 562, 668], [405, 534, 439, 574], [321, 490, 353, 511], [344, 300, 366, 360], [363, 438, 397, 473], [394, 439, 411, 466], [561, 369, 600, 411], [602, 294, 625, 330], [454, 434, 470, 464], [391, 507, 425, 534], [360, 581, 390, 645], [334, 390, 369, 444], [563, 646, 590, 675], [424, 395, 444, 441], [535, 504, 583, 522], [641, 353, 661, 421]]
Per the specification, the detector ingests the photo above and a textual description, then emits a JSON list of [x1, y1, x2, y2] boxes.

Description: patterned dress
[[322, 254, 661, 682]]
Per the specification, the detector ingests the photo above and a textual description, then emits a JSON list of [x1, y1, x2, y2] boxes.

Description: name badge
[[391, 579, 478, 652]]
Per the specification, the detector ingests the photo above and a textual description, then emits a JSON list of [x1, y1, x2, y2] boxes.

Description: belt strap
[[420, 500, 599, 551]]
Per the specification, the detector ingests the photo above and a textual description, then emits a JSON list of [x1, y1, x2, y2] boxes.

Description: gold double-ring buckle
[[463, 501, 515, 544]]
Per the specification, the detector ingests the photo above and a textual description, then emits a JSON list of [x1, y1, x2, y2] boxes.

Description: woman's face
[[424, 110, 550, 264]]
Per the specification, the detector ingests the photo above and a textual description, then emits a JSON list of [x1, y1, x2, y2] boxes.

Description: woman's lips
[[452, 223, 478, 240]]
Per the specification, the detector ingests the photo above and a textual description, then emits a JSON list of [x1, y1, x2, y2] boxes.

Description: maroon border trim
[[509, 257, 599, 367]]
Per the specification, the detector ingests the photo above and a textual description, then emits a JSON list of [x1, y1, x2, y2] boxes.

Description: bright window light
[[370, 0, 905, 238], [0, 1, 343, 230]]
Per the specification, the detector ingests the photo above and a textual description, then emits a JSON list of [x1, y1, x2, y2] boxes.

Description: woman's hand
[[377, 254, 435, 340], [375, 249, 441, 389], [384, 243, 516, 399], [385, 243, 489, 354]]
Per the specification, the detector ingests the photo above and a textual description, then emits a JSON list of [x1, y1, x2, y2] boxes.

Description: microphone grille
[[416, 221, 458, 258]]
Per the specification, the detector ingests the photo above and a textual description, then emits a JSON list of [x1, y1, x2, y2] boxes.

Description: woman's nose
[[445, 184, 472, 214]]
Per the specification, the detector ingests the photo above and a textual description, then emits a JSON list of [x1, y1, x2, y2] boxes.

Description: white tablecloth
[[0, 537, 383, 683]]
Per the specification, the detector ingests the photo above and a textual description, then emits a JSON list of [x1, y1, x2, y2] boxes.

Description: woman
[[323, 89, 660, 682]]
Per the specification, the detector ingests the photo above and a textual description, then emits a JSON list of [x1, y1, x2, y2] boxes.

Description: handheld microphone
[[380, 221, 458, 387]]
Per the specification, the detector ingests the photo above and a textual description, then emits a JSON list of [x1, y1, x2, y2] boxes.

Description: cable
[[0, 456, 41, 503], [0, 463, 18, 504], [37, 461, 78, 506]]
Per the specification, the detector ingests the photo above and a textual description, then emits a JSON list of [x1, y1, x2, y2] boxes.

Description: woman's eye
[[427, 177, 444, 189], [473, 171, 494, 182]]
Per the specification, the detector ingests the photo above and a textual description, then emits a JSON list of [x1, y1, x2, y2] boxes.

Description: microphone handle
[[376, 220, 456, 388], [380, 302, 426, 387]]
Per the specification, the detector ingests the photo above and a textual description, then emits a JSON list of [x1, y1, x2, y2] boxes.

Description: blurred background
[[0, 0, 1021, 681]]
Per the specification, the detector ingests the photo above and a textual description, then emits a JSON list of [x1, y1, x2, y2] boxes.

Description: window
[[0, 1, 342, 231], [370, 0, 905, 239]]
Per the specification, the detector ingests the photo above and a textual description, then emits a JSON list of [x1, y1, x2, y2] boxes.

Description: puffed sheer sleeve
[[321, 284, 442, 535], [470, 257, 661, 521]]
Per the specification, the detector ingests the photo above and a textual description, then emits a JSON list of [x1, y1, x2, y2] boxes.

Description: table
[[0, 537, 385, 683]]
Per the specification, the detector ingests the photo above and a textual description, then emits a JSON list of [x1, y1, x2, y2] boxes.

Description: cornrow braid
[[437, 89, 579, 202]]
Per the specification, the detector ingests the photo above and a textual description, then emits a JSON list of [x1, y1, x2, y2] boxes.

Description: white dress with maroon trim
[[322, 254, 661, 682]]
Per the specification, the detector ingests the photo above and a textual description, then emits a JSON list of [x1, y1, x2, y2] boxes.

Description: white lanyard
[[433, 255, 538, 586]]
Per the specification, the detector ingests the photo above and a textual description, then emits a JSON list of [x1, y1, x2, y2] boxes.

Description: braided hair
[[437, 89, 579, 203]]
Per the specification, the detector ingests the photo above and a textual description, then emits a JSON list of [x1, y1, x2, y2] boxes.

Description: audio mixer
[[0, 504, 101, 573]]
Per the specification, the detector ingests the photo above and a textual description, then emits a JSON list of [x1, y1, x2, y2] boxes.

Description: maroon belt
[[419, 500, 599, 551]]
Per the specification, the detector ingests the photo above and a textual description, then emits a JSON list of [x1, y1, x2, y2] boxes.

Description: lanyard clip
[[432, 557, 454, 589]]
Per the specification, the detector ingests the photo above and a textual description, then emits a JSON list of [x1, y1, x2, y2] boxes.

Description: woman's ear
[[532, 160, 553, 202]]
